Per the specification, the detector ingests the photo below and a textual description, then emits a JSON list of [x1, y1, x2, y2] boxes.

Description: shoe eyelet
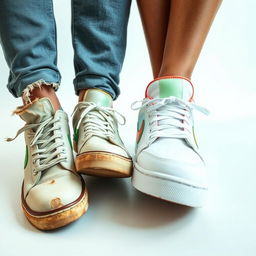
[[32, 169, 38, 176]]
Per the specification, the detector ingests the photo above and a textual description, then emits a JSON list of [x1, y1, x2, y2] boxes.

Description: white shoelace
[[6, 115, 67, 175], [72, 102, 126, 144], [131, 96, 209, 147]]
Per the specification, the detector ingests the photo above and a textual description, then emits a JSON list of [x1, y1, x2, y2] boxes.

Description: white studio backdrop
[[0, 1, 255, 256]]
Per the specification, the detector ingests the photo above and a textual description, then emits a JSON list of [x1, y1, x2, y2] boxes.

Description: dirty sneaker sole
[[21, 180, 88, 231], [75, 151, 133, 178]]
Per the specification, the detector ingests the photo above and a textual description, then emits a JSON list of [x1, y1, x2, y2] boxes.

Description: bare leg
[[138, 0, 222, 79], [137, 0, 170, 78], [22, 85, 61, 111]]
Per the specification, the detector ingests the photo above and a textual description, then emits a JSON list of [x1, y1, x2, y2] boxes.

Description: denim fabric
[[0, 0, 131, 99]]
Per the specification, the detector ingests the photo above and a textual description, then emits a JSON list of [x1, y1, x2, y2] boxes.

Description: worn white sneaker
[[131, 77, 209, 207], [72, 89, 132, 177], [7, 98, 88, 230]]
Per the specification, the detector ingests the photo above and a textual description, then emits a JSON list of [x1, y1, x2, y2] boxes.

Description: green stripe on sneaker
[[67, 134, 73, 150], [24, 145, 28, 169], [73, 128, 79, 143]]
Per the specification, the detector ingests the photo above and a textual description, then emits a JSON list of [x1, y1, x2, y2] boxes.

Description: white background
[[0, 0, 256, 255]]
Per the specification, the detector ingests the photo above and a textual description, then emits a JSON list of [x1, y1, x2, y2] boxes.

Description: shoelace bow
[[6, 115, 67, 175], [72, 102, 126, 144], [131, 96, 209, 146]]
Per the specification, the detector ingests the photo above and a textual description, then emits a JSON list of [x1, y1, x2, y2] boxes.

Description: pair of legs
[[0, 0, 131, 107], [138, 0, 222, 79], [0, 0, 222, 105]]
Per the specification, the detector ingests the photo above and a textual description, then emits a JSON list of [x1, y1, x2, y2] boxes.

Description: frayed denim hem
[[22, 79, 60, 104]]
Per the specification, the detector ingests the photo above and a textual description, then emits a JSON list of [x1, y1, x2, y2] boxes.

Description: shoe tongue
[[145, 77, 193, 101], [82, 89, 112, 107], [17, 98, 55, 124]]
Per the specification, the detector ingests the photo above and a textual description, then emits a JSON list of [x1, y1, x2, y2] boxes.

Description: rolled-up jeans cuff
[[7, 69, 61, 102], [73, 75, 119, 100]]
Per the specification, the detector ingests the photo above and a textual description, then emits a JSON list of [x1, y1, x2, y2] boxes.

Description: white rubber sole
[[132, 163, 208, 207]]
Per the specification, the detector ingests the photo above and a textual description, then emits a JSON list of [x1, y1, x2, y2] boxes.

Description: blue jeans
[[0, 0, 131, 99]]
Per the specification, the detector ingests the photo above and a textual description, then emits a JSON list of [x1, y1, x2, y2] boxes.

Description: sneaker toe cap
[[137, 146, 207, 188], [24, 173, 85, 213]]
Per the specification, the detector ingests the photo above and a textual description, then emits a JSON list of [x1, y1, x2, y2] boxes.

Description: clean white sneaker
[[131, 77, 209, 207], [7, 98, 88, 230], [72, 89, 132, 177]]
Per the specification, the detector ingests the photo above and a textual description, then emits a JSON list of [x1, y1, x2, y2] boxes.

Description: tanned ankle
[[158, 66, 192, 80], [22, 84, 61, 112], [78, 89, 86, 102], [157, 72, 192, 80]]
